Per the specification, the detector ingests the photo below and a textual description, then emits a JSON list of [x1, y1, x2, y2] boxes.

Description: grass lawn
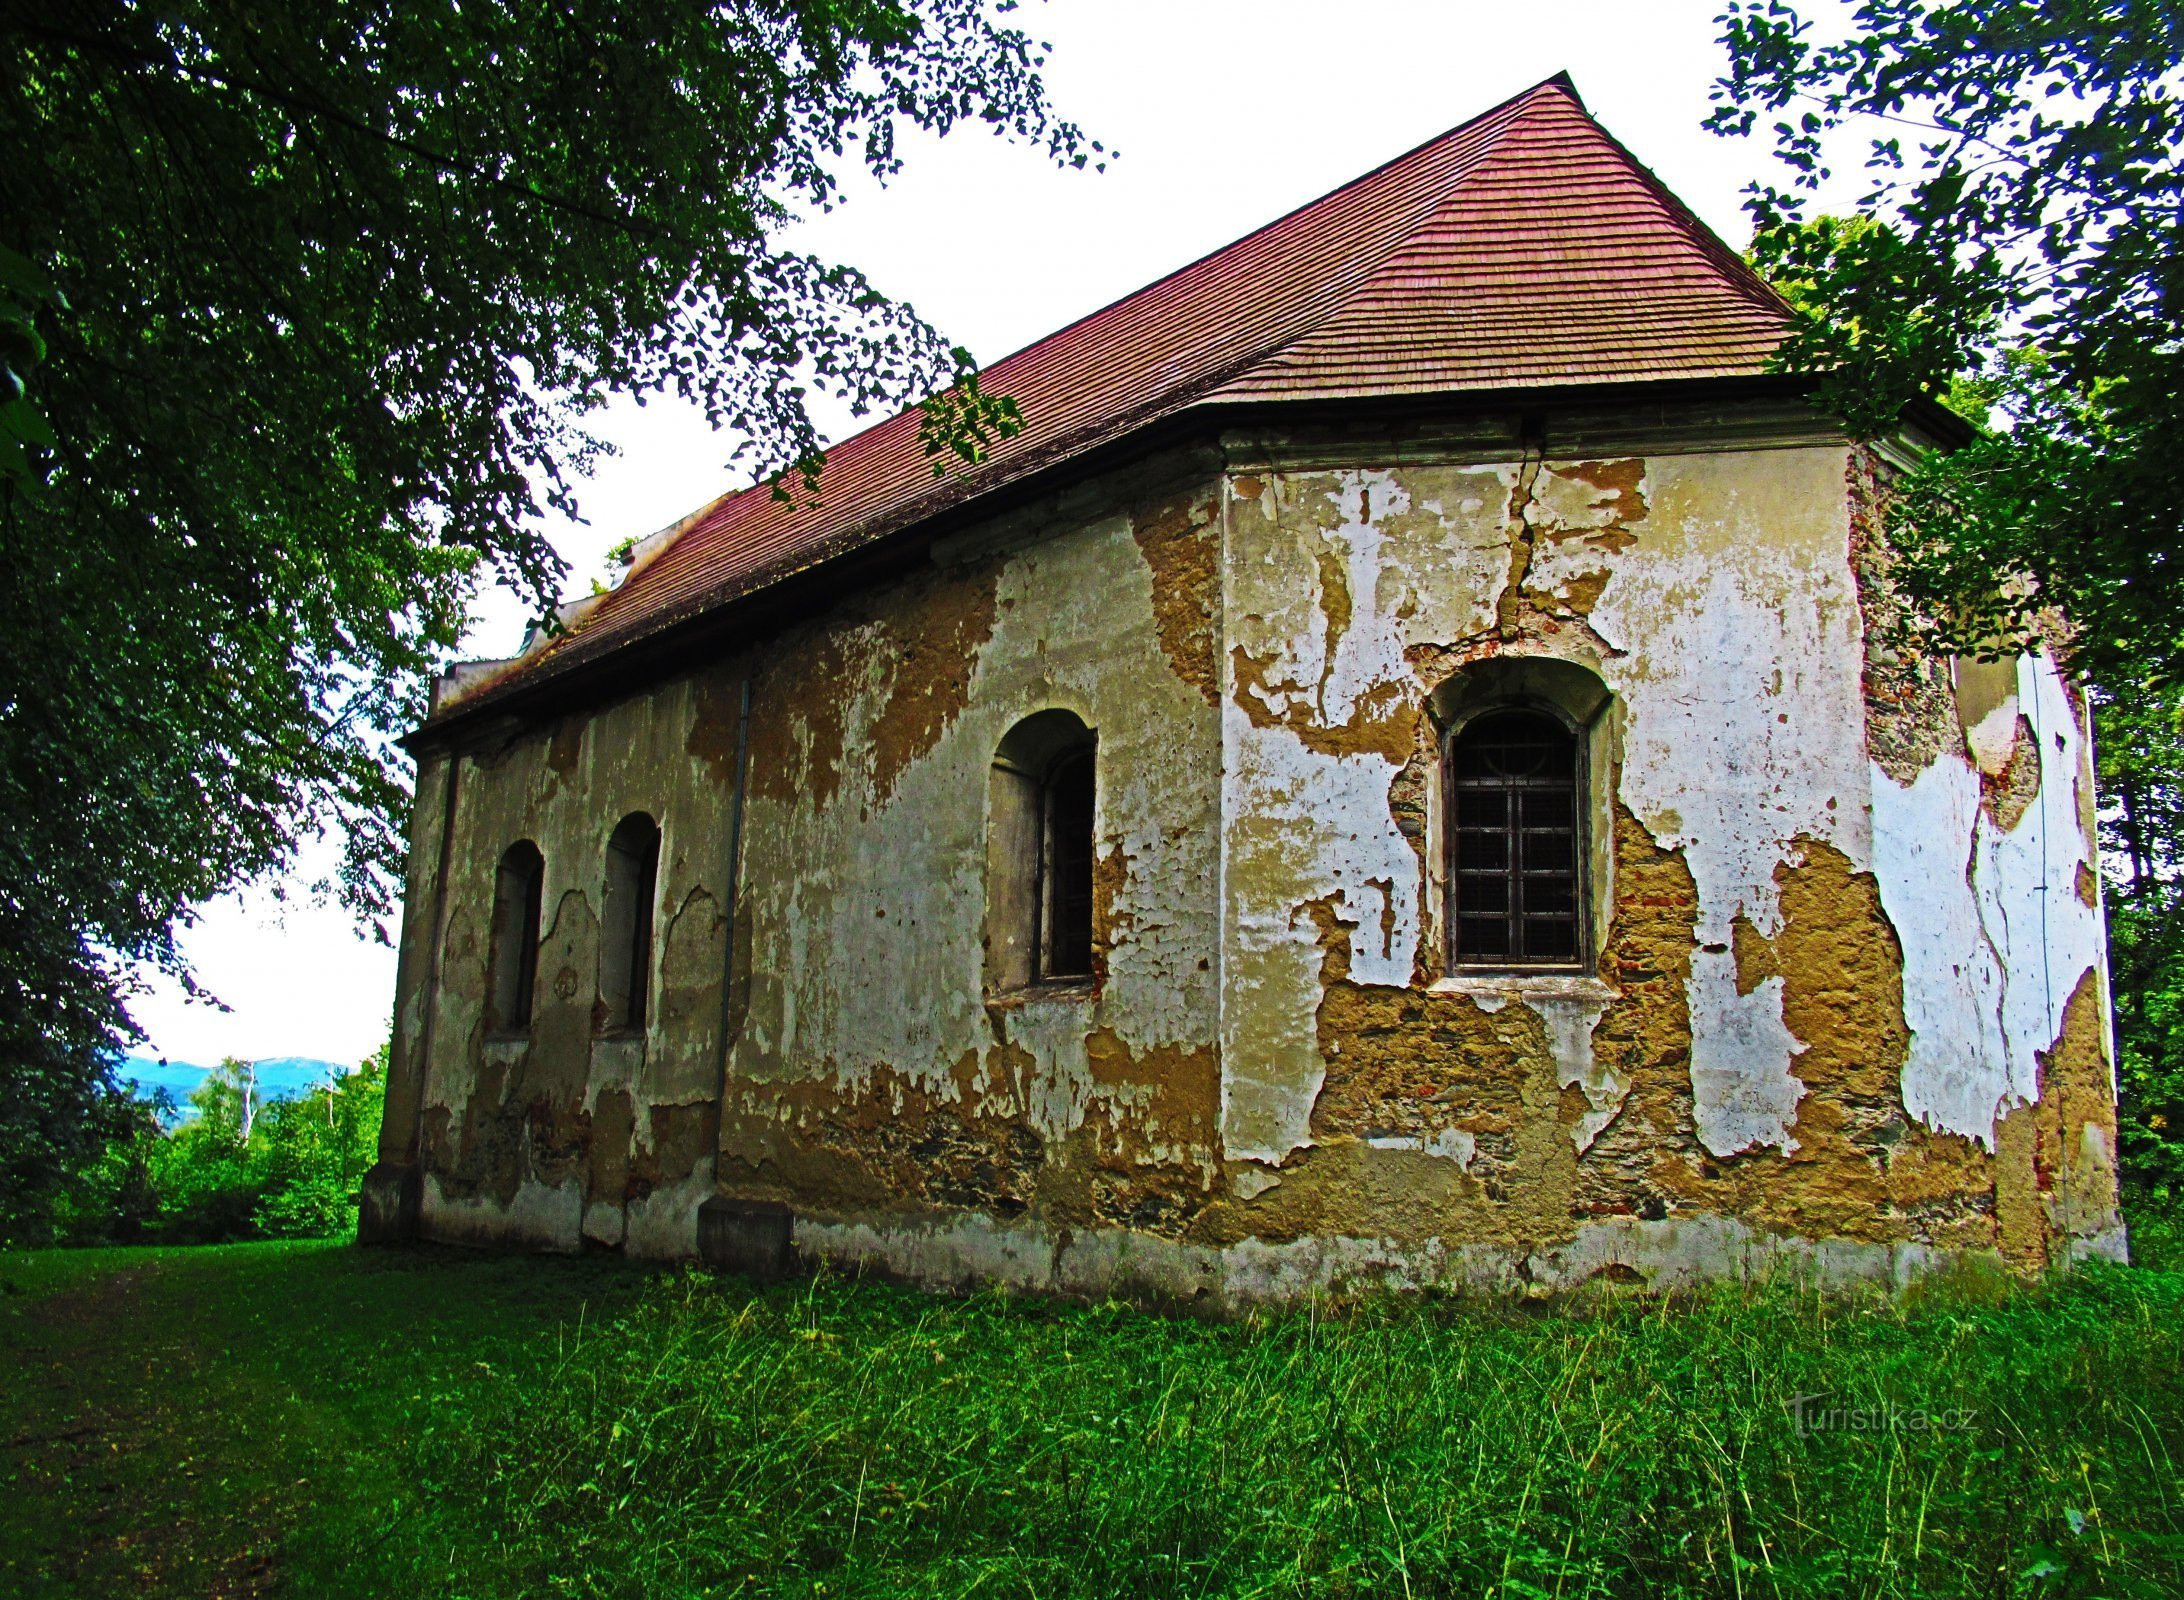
[[3, 1233, 2182, 1599]]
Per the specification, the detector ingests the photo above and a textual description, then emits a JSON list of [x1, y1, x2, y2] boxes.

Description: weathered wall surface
[[713, 465, 1228, 1252], [401, 667, 747, 1256], [1174, 433, 2120, 1299], [376, 417, 2121, 1301]]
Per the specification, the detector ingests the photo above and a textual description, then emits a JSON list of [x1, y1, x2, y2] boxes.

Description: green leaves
[[1748, 213, 1999, 440], [1713, 0, 2184, 681], [917, 354, 1025, 480], [1714, 4, 2184, 1195], [0, 243, 63, 494], [0, 1, 1092, 1218]]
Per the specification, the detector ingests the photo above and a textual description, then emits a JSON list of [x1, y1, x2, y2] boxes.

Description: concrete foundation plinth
[[357, 1160, 423, 1245]]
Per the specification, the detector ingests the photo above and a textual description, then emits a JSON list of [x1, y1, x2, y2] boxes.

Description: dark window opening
[[1449, 708, 1582, 967], [601, 812, 660, 1032], [988, 711, 1097, 993], [1038, 747, 1096, 980], [489, 841, 545, 1033]]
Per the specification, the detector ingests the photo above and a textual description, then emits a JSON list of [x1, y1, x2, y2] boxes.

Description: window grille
[[1449, 708, 1581, 966]]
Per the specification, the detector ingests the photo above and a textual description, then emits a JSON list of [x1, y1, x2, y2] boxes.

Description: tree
[[2094, 686, 2184, 1197], [1709, 0, 2184, 687], [0, 1, 1093, 1219], [252, 1045, 386, 1237], [1711, 2, 2184, 1195], [145, 1058, 267, 1241]]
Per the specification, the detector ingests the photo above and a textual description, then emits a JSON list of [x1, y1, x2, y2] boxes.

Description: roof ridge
[[1206, 84, 1789, 406], [542, 76, 1580, 624], [969, 74, 1575, 386], [427, 74, 1793, 730]]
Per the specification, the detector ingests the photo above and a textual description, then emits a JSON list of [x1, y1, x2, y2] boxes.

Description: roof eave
[[409, 372, 1834, 753]]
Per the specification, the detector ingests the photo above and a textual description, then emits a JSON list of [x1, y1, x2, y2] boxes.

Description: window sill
[[985, 980, 1098, 1009], [1431, 971, 1619, 1006]]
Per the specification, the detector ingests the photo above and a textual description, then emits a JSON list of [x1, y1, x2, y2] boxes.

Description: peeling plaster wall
[[406, 668, 745, 1251], [1871, 655, 2105, 1144], [381, 416, 2122, 1298], [1196, 429, 2121, 1292], [715, 464, 1228, 1237]]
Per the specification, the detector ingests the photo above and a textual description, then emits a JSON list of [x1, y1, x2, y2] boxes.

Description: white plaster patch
[[729, 502, 1222, 1128], [1520, 461, 1643, 613], [1218, 467, 1513, 1164], [422, 1172, 582, 1252], [1365, 1126, 1478, 1165], [1685, 956, 1808, 1156], [1523, 989, 1624, 1152], [624, 1163, 716, 1258], [789, 1207, 2009, 1309], [1592, 449, 1870, 1155], [996, 997, 1097, 1144], [1874, 654, 2103, 1145], [1219, 706, 1420, 1161]]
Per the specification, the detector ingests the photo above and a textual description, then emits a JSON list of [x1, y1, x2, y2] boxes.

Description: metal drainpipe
[[407, 747, 464, 1163], [712, 676, 754, 1094]]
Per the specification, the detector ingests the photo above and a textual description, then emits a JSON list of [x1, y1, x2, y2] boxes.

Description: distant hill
[[119, 1055, 352, 1123]]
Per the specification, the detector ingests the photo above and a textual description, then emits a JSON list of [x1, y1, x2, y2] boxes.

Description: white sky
[[131, 0, 1800, 1066]]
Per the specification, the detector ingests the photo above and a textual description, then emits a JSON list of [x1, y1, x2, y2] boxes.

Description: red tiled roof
[[440, 74, 1788, 721]]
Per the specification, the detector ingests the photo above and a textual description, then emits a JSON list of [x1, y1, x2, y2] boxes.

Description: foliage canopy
[[1713, 0, 2184, 1195], [1711, 0, 2184, 686], [0, 0, 1091, 1217]]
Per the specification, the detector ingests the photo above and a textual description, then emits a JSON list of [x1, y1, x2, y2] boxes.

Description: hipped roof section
[[430, 73, 1790, 726]]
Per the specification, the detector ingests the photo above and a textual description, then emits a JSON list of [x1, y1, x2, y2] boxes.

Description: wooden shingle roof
[[434, 74, 1789, 724]]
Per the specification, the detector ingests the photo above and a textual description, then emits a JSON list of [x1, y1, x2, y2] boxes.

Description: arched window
[[600, 812, 660, 1032], [488, 841, 544, 1033], [987, 711, 1097, 991], [1040, 746, 1096, 979], [1449, 708, 1582, 966]]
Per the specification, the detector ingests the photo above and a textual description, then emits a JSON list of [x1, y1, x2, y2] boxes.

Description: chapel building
[[362, 76, 2126, 1300]]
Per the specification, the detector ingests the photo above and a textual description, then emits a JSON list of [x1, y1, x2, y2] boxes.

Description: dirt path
[[2, 1256, 296, 1597]]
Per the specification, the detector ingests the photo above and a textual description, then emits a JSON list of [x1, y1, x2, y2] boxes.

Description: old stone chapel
[[361, 76, 2126, 1301]]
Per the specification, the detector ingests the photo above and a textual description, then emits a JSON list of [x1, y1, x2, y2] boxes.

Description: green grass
[[3, 1233, 2182, 1599]]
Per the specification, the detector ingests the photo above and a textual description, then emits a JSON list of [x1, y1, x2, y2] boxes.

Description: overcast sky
[[131, 0, 1807, 1067]]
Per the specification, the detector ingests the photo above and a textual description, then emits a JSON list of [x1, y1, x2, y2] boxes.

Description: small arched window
[[1449, 708, 1582, 966], [600, 812, 660, 1032], [987, 711, 1097, 991], [488, 841, 545, 1033], [1039, 746, 1096, 979]]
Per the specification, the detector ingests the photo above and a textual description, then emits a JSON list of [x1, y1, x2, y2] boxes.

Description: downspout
[[698, 676, 792, 1277], [712, 675, 753, 1090], [410, 748, 464, 1153]]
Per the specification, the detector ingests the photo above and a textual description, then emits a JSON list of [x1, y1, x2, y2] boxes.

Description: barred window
[[1449, 708, 1582, 966]]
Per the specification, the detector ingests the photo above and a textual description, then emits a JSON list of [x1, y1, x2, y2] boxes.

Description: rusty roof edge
[[407, 371, 1829, 753]]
